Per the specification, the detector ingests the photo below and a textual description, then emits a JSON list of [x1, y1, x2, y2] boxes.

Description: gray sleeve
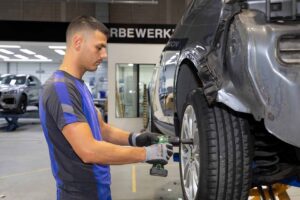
[[44, 83, 87, 131]]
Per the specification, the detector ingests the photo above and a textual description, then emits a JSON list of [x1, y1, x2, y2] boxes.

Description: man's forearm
[[85, 140, 145, 165], [101, 123, 131, 145], [97, 108, 130, 145]]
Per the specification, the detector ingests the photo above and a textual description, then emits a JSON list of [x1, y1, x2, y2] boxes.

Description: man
[[39, 15, 173, 200]]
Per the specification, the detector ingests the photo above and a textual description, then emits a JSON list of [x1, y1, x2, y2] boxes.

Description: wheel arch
[[174, 58, 202, 136]]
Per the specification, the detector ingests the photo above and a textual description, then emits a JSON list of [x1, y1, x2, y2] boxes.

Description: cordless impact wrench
[[150, 135, 193, 177]]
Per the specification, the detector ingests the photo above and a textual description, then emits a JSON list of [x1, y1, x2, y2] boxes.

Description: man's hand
[[128, 132, 160, 147], [144, 143, 173, 165]]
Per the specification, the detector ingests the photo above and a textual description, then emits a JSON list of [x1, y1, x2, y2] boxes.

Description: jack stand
[[249, 183, 290, 200]]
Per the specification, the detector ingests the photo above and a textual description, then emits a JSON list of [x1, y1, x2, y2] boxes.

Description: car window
[[14, 76, 27, 85], [1, 75, 16, 85]]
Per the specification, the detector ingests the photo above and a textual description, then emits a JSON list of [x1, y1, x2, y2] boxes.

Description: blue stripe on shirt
[[54, 71, 78, 124]]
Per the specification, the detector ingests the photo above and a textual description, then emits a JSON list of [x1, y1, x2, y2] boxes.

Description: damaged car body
[[149, 0, 300, 199]]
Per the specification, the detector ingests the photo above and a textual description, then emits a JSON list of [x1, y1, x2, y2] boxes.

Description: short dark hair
[[66, 15, 109, 43]]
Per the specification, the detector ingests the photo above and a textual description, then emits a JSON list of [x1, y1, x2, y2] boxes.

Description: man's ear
[[72, 34, 83, 51]]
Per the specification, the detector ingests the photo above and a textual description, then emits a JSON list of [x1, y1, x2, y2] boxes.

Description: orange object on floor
[[249, 184, 290, 200]]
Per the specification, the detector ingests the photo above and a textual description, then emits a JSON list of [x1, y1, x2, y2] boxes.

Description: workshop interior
[[1, 0, 300, 199]]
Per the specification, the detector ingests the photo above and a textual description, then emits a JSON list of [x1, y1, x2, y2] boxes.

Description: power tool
[[150, 135, 193, 177]]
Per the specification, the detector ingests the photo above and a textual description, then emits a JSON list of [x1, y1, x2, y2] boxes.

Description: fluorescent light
[[0, 49, 14, 55], [128, 63, 134, 67], [20, 49, 36, 55], [4, 59, 52, 62], [54, 49, 65, 55], [14, 54, 28, 59], [0, 45, 21, 48], [0, 54, 9, 60], [49, 45, 66, 49], [35, 54, 48, 60]]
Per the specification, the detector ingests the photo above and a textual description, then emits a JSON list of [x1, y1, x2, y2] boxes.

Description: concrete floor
[[0, 118, 300, 200]]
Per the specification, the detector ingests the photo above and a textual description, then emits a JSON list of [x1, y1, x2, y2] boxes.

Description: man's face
[[80, 30, 108, 72]]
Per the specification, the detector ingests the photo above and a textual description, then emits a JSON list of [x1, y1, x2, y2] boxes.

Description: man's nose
[[100, 48, 107, 59]]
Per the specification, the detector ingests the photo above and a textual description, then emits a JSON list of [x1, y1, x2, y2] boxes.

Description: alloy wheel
[[180, 105, 200, 200]]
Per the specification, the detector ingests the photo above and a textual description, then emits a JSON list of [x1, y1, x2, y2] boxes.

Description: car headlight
[[4, 90, 18, 95]]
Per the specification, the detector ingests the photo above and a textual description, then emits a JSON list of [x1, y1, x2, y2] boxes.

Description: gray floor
[[0, 119, 300, 200]]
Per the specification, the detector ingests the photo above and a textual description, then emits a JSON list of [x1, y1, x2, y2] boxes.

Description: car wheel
[[179, 88, 252, 200], [16, 95, 27, 114]]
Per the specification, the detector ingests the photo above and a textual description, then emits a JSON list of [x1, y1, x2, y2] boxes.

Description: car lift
[[0, 110, 39, 131], [250, 184, 291, 200]]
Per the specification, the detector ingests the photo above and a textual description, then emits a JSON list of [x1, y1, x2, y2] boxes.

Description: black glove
[[144, 143, 173, 165], [128, 131, 160, 147]]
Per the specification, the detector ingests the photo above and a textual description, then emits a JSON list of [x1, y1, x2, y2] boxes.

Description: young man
[[39, 16, 173, 200]]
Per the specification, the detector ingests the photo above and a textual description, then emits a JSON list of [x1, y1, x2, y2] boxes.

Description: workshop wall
[[108, 43, 164, 132]]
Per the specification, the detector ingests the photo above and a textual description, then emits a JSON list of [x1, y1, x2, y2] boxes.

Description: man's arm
[[96, 108, 130, 145], [62, 122, 145, 165]]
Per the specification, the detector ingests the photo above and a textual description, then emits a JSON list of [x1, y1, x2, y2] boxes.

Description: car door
[[27, 76, 39, 103]]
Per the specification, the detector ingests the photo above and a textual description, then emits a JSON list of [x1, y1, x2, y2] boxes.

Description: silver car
[[149, 0, 300, 199], [0, 74, 41, 113]]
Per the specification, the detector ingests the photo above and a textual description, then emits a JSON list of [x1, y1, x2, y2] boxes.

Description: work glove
[[128, 131, 160, 147], [144, 143, 173, 165]]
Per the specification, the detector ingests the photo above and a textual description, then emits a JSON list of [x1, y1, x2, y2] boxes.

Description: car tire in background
[[16, 95, 27, 114], [179, 88, 252, 200]]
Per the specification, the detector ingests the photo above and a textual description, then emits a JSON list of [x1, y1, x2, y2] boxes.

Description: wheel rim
[[180, 105, 200, 200]]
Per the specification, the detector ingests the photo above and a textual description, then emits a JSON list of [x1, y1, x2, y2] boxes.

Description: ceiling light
[[0, 54, 9, 60], [4, 59, 52, 62], [54, 49, 65, 55], [14, 54, 28, 59], [35, 55, 48, 60], [20, 49, 36, 55], [0, 49, 14, 55], [0, 45, 21, 48], [49, 45, 66, 49]]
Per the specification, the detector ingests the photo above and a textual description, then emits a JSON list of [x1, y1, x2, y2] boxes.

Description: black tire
[[16, 95, 27, 114], [179, 88, 252, 200]]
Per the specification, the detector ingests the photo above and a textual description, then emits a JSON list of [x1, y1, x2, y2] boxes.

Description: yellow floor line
[[0, 167, 50, 180], [132, 165, 137, 193]]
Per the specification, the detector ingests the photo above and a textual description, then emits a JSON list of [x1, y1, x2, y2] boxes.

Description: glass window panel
[[116, 63, 155, 118]]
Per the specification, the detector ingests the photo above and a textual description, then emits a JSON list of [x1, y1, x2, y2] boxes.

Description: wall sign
[[107, 24, 175, 44], [0, 20, 176, 44]]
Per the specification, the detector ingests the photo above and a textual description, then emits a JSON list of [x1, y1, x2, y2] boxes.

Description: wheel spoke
[[192, 162, 198, 198], [184, 162, 191, 186]]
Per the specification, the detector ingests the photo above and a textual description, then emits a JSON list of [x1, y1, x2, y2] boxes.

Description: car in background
[[0, 74, 41, 113], [149, 0, 300, 199]]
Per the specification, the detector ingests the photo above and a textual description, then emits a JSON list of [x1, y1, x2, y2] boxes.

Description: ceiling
[[0, 41, 65, 63]]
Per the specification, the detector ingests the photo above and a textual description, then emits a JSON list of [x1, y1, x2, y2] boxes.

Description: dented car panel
[[220, 10, 300, 147], [150, 0, 300, 148]]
